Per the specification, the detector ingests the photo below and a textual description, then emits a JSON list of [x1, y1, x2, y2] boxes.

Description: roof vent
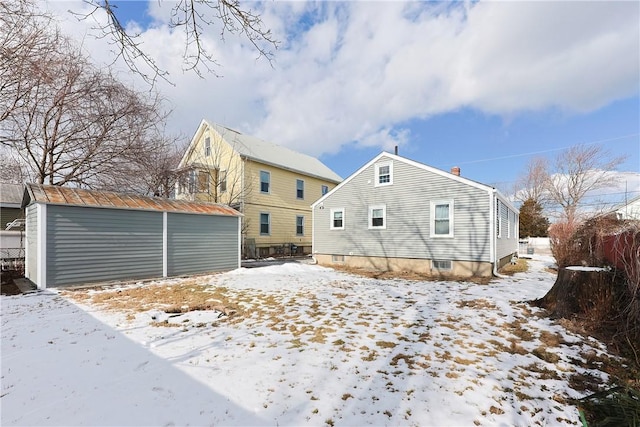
[[451, 166, 461, 176]]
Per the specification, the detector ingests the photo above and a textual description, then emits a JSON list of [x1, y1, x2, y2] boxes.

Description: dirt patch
[[328, 265, 493, 285], [1, 270, 23, 296]]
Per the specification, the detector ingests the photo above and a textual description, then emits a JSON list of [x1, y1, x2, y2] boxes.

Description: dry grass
[[498, 259, 529, 276], [327, 264, 493, 285]]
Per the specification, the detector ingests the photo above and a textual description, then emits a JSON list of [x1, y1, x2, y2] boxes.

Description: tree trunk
[[533, 267, 619, 320]]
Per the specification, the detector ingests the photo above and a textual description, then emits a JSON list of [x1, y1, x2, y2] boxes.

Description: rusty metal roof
[[23, 184, 241, 217]]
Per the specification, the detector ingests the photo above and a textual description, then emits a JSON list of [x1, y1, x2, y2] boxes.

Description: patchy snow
[[1, 255, 615, 426], [565, 266, 609, 272]]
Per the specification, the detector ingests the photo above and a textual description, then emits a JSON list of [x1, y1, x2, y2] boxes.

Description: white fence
[[1, 230, 25, 270], [519, 237, 551, 256]]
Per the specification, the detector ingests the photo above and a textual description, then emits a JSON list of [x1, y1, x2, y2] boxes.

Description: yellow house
[[176, 120, 342, 258]]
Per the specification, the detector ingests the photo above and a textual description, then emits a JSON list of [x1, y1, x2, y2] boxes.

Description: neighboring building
[[611, 195, 640, 220], [311, 152, 519, 277], [1, 183, 24, 229], [23, 184, 241, 289], [175, 120, 342, 258], [1, 183, 25, 266]]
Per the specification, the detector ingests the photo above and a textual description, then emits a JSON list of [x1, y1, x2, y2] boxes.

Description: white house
[[311, 152, 519, 277]]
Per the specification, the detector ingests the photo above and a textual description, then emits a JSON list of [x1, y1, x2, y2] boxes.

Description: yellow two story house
[[175, 120, 342, 258]]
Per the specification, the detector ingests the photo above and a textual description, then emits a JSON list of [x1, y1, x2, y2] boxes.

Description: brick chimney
[[451, 166, 461, 176]]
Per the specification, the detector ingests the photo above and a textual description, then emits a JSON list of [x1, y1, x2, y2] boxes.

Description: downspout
[[310, 204, 318, 264], [491, 189, 508, 278]]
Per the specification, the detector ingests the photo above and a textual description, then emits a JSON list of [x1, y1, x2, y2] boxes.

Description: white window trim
[[260, 170, 270, 194], [330, 208, 345, 230], [430, 200, 454, 238], [374, 161, 393, 187], [368, 205, 387, 230], [204, 136, 211, 157], [259, 212, 270, 235], [296, 179, 305, 200], [296, 215, 304, 236]]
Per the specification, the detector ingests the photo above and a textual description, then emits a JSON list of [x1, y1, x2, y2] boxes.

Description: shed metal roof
[[23, 184, 241, 217], [205, 121, 343, 183]]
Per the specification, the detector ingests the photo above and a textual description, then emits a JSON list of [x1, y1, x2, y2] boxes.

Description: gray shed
[[23, 184, 241, 289]]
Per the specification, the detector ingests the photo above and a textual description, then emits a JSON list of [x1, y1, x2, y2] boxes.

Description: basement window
[[432, 260, 452, 270]]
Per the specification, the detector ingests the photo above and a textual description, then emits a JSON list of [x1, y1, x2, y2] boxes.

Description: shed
[[23, 184, 242, 289]]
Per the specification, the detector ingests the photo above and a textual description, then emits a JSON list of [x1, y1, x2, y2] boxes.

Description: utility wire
[[448, 133, 639, 166]]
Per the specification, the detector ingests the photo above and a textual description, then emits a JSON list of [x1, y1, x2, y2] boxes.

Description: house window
[[296, 215, 304, 236], [204, 137, 211, 157], [296, 179, 304, 199], [432, 260, 452, 270], [260, 171, 270, 193], [431, 200, 453, 237], [188, 170, 196, 193], [374, 161, 393, 187], [368, 205, 386, 229], [332, 255, 345, 262], [321, 185, 329, 196], [219, 170, 227, 193], [197, 170, 209, 192], [260, 212, 270, 235], [507, 210, 511, 238], [330, 208, 344, 230]]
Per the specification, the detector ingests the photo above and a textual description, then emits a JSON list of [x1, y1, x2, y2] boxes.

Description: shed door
[[167, 213, 238, 276]]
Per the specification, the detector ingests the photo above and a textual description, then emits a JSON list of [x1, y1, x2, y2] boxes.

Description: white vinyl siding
[[313, 154, 494, 263]]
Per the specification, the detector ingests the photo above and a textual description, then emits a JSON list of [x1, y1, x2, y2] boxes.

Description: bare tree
[[0, 0, 59, 123], [514, 157, 550, 206], [75, 0, 279, 85], [0, 28, 173, 190], [0, 148, 28, 184], [545, 145, 626, 224], [128, 135, 184, 197]]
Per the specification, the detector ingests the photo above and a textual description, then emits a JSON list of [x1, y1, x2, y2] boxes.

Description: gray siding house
[[23, 184, 241, 289], [311, 152, 519, 277]]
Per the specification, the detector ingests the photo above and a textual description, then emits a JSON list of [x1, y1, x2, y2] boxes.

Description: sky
[[43, 0, 640, 202], [1, 255, 616, 426]]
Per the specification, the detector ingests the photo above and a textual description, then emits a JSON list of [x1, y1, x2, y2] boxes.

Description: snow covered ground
[[2, 255, 615, 426]]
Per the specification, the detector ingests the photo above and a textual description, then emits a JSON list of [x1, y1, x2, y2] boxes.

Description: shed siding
[[46, 205, 163, 287], [25, 204, 38, 283], [167, 213, 238, 276], [314, 156, 492, 262]]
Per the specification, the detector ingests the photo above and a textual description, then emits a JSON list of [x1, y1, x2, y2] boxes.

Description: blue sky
[[52, 0, 639, 203]]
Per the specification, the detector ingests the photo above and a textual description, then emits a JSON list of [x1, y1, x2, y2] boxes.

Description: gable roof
[[182, 120, 342, 183], [312, 151, 517, 211], [1, 183, 24, 208], [23, 184, 241, 217]]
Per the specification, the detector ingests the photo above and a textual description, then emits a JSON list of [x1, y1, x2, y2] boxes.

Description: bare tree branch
[[545, 145, 627, 224], [74, 0, 279, 86]]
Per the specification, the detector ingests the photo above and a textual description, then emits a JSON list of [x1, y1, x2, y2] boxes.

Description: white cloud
[[43, 1, 639, 156]]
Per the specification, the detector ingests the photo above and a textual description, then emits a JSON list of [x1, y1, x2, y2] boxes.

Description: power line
[[451, 133, 639, 166]]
